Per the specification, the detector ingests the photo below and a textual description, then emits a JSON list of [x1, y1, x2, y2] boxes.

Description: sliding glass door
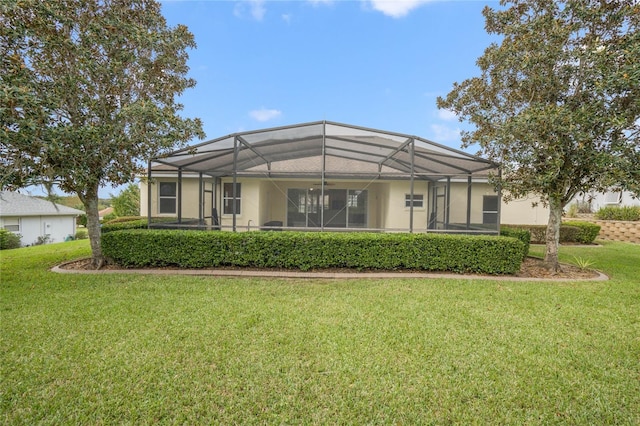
[[287, 188, 367, 228]]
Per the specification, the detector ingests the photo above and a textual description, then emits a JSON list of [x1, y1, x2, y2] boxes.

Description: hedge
[[595, 205, 640, 221], [101, 217, 178, 233], [102, 230, 527, 275], [502, 222, 600, 244], [499, 227, 531, 256]]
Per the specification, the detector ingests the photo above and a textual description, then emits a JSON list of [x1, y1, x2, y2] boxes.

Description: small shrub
[[34, 234, 52, 246], [102, 230, 526, 275], [102, 211, 118, 222], [595, 205, 640, 221], [566, 203, 578, 218], [0, 229, 21, 250], [75, 229, 89, 240], [562, 221, 601, 244]]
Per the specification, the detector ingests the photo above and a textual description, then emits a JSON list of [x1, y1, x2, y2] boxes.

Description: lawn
[[1, 240, 639, 424]]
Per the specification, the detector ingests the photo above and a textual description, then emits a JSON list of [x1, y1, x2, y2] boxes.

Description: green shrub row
[[101, 217, 177, 233], [595, 205, 640, 221], [502, 221, 600, 244], [101, 230, 526, 275], [0, 229, 21, 250]]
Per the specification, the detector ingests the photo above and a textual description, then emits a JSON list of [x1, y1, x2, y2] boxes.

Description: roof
[[152, 121, 497, 180], [0, 191, 85, 217]]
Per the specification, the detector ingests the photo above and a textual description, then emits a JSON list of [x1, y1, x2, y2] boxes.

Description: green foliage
[[500, 226, 531, 256], [595, 205, 640, 221], [502, 223, 600, 245], [101, 217, 176, 233], [76, 214, 87, 227], [111, 184, 140, 217], [102, 212, 118, 223], [102, 231, 526, 275], [437, 0, 640, 268], [0, 0, 205, 265], [562, 221, 602, 244], [0, 229, 21, 250], [74, 229, 88, 240]]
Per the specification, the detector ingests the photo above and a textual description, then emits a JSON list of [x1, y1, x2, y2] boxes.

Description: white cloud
[[365, 0, 434, 18], [430, 123, 461, 142], [308, 0, 334, 6], [437, 108, 457, 121], [234, 0, 266, 21], [282, 13, 292, 24], [249, 108, 282, 122]]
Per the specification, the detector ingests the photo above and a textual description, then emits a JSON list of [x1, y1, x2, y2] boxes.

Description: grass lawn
[[1, 239, 639, 424]]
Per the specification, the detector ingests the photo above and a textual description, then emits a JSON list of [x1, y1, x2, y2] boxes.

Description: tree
[[1, 0, 205, 268], [111, 183, 140, 217], [437, 0, 639, 271]]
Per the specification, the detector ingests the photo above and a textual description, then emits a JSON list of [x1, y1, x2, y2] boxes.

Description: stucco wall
[[501, 194, 550, 225]]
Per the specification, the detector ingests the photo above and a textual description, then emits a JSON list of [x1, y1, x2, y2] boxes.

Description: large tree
[[1, 0, 204, 267], [438, 0, 639, 271]]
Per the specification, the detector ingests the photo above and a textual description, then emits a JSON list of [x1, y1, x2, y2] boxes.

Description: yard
[[1, 240, 639, 424]]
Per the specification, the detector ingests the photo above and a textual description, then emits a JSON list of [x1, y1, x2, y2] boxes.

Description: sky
[[32, 0, 502, 198]]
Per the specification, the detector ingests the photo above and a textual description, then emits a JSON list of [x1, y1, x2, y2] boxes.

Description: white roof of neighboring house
[[0, 191, 84, 217]]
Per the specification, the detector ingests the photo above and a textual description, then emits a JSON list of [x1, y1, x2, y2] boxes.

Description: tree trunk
[[81, 185, 105, 269], [544, 197, 563, 272]]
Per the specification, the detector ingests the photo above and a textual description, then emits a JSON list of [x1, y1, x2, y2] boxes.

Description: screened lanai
[[145, 121, 501, 233]]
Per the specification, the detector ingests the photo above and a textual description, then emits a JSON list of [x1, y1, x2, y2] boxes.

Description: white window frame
[[223, 182, 242, 216], [158, 181, 177, 215], [405, 193, 424, 209], [2, 218, 20, 232], [603, 190, 622, 205]]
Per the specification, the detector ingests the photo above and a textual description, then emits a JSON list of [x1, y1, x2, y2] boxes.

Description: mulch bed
[[59, 256, 601, 280]]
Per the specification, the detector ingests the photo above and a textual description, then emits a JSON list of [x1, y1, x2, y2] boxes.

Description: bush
[[500, 227, 530, 256], [502, 222, 600, 244], [101, 217, 177, 233], [562, 221, 601, 244], [0, 229, 21, 250], [102, 230, 527, 275], [75, 229, 89, 240], [595, 205, 640, 221]]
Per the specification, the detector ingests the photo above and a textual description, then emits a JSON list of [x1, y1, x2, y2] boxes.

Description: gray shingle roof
[[0, 191, 84, 217]]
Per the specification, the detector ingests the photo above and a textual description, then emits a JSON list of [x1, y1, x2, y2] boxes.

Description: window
[[2, 218, 19, 232], [159, 182, 177, 214], [223, 183, 241, 215], [604, 190, 622, 205], [405, 194, 424, 208], [483, 195, 499, 224]]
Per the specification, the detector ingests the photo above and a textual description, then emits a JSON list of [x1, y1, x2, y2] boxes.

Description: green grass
[[1, 240, 639, 424]]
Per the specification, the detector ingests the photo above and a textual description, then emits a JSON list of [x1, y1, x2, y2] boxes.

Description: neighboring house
[[575, 189, 640, 212], [140, 121, 545, 232], [0, 191, 84, 246]]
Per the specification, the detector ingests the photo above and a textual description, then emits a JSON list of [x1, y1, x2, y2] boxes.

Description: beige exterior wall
[[141, 175, 548, 229], [382, 181, 429, 230], [500, 194, 549, 225]]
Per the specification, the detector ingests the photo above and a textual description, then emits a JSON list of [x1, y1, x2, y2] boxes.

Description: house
[[0, 191, 84, 246], [140, 121, 544, 232]]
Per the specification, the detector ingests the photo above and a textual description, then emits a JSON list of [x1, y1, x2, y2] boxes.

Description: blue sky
[[163, 0, 499, 147]]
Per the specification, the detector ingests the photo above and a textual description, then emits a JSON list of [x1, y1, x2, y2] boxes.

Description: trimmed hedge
[[101, 217, 178, 233], [502, 222, 600, 244], [562, 221, 601, 244], [102, 230, 526, 275], [500, 227, 531, 256], [595, 205, 640, 221]]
